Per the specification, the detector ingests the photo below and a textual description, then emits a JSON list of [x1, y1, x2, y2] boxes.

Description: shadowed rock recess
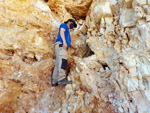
[[0, 0, 150, 112]]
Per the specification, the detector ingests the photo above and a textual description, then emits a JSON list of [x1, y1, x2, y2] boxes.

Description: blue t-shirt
[[56, 23, 71, 50]]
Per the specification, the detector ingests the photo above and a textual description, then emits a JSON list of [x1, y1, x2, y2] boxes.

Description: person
[[52, 18, 78, 87]]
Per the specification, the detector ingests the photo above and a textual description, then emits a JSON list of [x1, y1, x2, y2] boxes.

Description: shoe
[[58, 78, 72, 85], [52, 82, 58, 87]]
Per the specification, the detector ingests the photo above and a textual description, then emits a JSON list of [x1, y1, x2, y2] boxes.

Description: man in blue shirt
[[52, 18, 78, 86]]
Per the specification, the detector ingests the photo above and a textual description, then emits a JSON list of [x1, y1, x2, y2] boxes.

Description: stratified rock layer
[[0, 0, 150, 112]]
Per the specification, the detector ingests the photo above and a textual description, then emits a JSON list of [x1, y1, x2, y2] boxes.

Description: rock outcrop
[[0, 0, 150, 112]]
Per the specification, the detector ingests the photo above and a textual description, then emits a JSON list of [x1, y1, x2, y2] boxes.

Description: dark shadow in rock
[[102, 64, 110, 70], [22, 55, 38, 64], [82, 44, 95, 58], [43, 0, 48, 3]]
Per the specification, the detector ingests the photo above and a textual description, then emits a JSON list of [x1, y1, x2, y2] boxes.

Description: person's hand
[[74, 49, 78, 55], [63, 42, 67, 50]]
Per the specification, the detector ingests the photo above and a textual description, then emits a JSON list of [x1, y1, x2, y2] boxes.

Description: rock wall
[[0, 0, 150, 112]]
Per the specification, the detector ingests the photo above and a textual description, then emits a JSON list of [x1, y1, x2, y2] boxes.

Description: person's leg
[[57, 44, 67, 81], [57, 45, 72, 85], [52, 42, 59, 86], [52, 42, 72, 86]]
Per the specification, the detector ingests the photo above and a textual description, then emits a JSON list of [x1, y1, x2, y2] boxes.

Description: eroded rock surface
[[0, 0, 150, 112]]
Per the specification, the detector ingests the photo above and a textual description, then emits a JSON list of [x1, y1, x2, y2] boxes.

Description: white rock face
[[84, 0, 150, 112]]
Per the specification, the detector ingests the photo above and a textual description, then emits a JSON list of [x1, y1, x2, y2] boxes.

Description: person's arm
[[70, 42, 78, 55], [70, 42, 77, 50], [60, 28, 67, 49]]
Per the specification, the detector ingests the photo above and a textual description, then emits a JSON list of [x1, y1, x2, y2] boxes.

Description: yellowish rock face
[[48, 0, 92, 20], [0, 80, 22, 109], [0, 0, 57, 112], [0, 0, 150, 112]]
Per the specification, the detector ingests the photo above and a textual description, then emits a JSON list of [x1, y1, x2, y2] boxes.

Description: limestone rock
[[85, 0, 150, 112]]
